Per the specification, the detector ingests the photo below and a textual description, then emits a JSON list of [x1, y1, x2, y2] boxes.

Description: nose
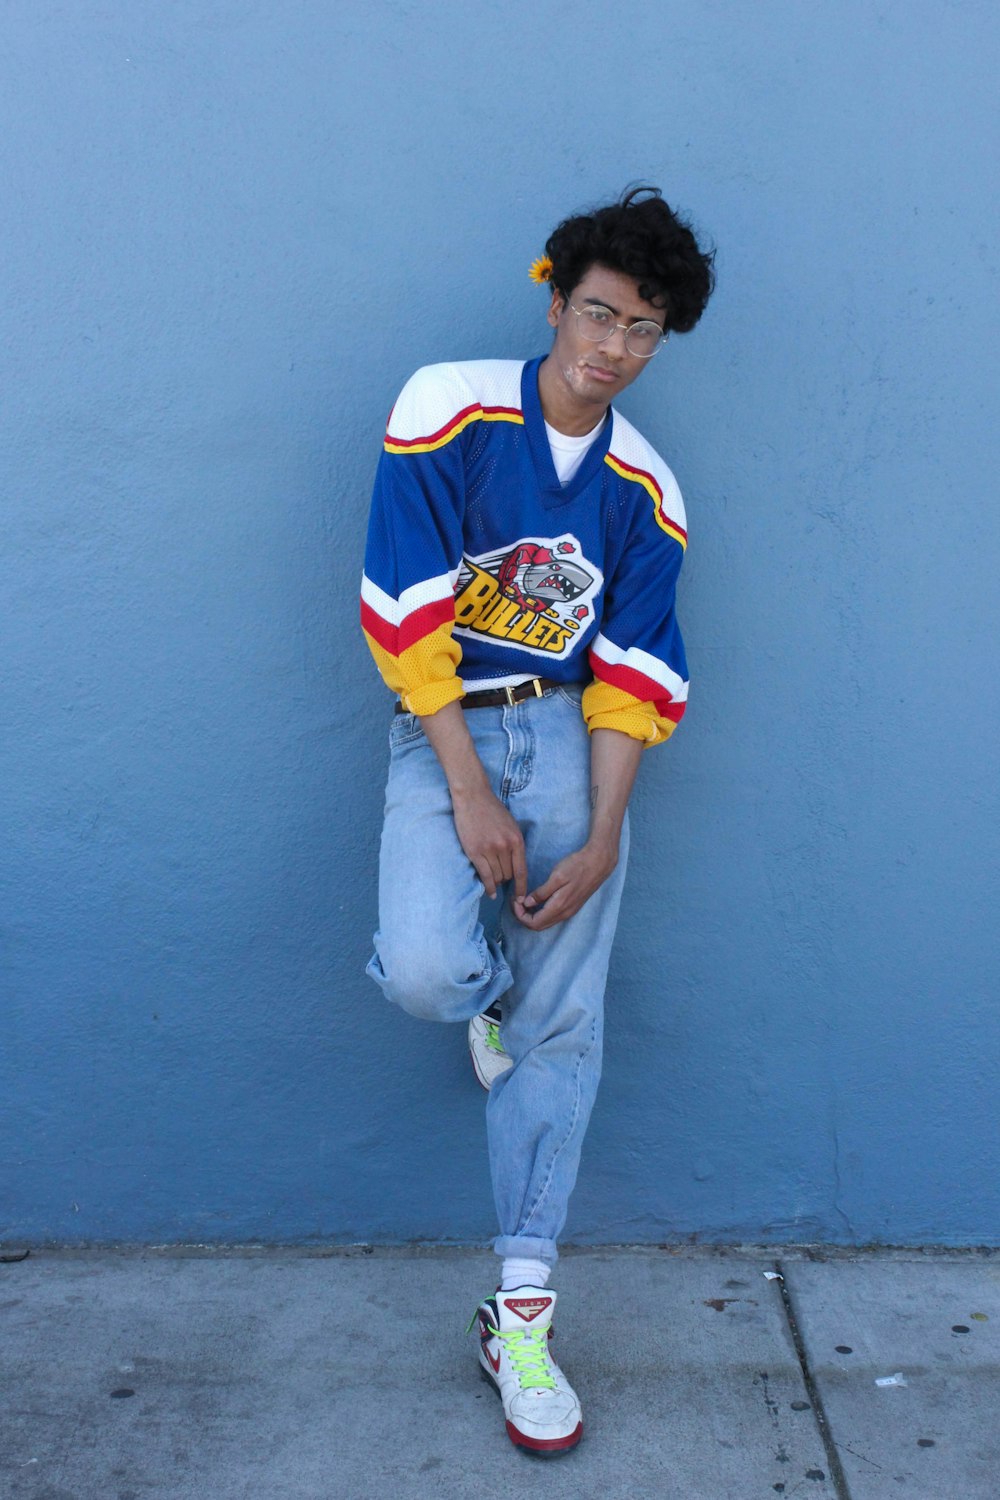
[[601, 323, 629, 359]]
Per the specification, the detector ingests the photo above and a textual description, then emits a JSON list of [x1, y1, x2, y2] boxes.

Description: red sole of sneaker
[[506, 1418, 584, 1457]]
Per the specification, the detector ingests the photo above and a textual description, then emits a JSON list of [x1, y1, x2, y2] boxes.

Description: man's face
[[546, 263, 667, 413]]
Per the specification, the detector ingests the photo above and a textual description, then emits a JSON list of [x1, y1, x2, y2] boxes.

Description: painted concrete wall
[[2, 1, 997, 1247]]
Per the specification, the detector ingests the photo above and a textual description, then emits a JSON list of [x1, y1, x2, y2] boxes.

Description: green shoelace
[[487, 1321, 557, 1391], [484, 1019, 506, 1054]]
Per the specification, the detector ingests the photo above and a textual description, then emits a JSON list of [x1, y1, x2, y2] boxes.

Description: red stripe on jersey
[[360, 598, 398, 655], [589, 651, 680, 718], [385, 402, 481, 450], [360, 594, 455, 658], [397, 594, 455, 652]]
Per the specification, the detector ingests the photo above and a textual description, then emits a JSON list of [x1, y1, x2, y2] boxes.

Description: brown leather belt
[[395, 677, 564, 714]]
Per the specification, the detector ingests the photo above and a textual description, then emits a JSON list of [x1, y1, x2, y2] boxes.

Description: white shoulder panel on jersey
[[386, 360, 525, 446]]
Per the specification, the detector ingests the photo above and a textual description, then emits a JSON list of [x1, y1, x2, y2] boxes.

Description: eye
[[585, 306, 614, 326], [629, 322, 660, 347]]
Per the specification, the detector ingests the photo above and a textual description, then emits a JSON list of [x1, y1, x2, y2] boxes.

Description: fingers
[[526, 872, 558, 907], [516, 899, 563, 931], [514, 871, 570, 930], [510, 847, 614, 930], [473, 839, 526, 901], [454, 796, 527, 902], [515, 871, 560, 918], [513, 851, 606, 930], [490, 831, 527, 901]]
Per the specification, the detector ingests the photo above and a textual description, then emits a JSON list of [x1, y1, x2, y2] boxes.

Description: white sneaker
[[468, 1003, 513, 1091], [471, 1285, 583, 1456]]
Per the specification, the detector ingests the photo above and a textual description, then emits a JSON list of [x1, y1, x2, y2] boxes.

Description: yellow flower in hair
[[528, 255, 553, 285]]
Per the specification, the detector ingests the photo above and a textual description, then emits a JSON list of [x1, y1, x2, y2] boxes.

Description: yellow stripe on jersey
[[384, 405, 524, 456]]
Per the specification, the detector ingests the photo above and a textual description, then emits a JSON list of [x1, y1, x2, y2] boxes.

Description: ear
[[546, 287, 565, 329]]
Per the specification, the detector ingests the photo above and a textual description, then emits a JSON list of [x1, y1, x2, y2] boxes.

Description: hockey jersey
[[360, 357, 689, 745]]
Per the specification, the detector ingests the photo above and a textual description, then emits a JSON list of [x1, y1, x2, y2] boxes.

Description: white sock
[[500, 1256, 551, 1291]]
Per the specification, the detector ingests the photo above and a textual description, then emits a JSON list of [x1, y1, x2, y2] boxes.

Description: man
[[360, 186, 714, 1455]]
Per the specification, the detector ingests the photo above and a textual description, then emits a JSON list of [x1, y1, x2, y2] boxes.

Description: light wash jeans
[[366, 683, 629, 1266]]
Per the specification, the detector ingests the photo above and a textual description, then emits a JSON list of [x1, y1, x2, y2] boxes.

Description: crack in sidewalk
[[774, 1258, 853, 1500]]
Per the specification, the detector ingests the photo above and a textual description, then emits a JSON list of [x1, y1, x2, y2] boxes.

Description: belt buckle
[[505, 678, 542, 707]]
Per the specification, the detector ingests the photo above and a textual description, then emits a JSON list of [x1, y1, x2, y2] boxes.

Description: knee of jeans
[[505, 1003, 603, 1063], [370, 940, 486, 1022]]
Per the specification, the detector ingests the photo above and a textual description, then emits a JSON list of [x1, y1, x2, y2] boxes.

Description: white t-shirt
[[545, 415, 607, 486]]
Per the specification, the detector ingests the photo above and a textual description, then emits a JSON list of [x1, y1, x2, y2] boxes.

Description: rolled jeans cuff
[[493, 1233, 558, 1267]]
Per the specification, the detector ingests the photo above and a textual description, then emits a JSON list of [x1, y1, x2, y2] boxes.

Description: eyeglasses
[[568, 302, 668, 358]]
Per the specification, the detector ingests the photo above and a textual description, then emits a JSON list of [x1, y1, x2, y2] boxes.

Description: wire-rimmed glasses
[[568, 302, 668, 358]]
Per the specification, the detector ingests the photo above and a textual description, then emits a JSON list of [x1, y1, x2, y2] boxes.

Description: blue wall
[[2, 1, 997, 1247]]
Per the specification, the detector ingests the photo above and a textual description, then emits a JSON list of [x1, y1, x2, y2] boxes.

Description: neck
[[536, 353, 611, 435]]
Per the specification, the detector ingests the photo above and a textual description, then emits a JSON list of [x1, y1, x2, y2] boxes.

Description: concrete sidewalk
[[2, 1245, 997, 1499]]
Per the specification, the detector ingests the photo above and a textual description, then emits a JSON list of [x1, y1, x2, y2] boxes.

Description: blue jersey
[[361, 356, 689, 745]]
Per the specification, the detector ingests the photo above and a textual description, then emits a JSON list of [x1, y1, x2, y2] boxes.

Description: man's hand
[[512, 837, 619, 931], [452, 787, 528, 901], [416, 700, 527, 901]]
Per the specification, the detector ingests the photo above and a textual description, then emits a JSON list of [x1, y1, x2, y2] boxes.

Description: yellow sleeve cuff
[[582, 681, 678, 746], [400, 677, 466, 717]]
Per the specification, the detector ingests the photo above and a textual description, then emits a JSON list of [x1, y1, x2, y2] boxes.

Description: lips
[[582, 362, 618, 384]]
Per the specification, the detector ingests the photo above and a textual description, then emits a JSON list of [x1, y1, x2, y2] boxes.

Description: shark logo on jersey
[[497, 543, 592, 613], [453, 534, 603, 656]]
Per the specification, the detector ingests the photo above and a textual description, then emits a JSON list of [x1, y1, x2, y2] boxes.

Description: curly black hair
[[545, 185, 715, 334]]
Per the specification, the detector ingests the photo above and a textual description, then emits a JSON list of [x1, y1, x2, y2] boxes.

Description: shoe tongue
[[496, 1285, 556, 1332]]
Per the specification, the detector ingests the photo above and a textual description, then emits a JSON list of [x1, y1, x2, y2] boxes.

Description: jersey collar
[[520, 356, 614, 508]]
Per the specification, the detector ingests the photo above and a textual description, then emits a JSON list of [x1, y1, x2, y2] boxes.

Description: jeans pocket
[[389, 710, 425, 749], [555, 683, 585, 709]]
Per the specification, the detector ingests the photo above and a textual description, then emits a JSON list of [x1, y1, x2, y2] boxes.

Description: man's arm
[[418, 702, 528, 903], [512, 727, 644, 932]]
